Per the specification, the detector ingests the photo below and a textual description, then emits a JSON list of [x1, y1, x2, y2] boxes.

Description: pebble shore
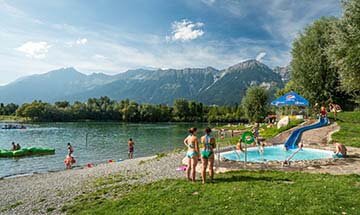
[[0, 153, 186, 214]]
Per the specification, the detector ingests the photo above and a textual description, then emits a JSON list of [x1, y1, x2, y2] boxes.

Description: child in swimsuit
[[183, 128, 199, 182], [67, 143, 74, 156], [128, 138, 135, 159], [200, 127, 216, 184], [333, 142, 347, 158], [64, 155, 76, 169], [320, 105, 327, 118]]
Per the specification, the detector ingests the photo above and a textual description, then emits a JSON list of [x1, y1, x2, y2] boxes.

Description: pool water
[[221, 145, 334, 162]]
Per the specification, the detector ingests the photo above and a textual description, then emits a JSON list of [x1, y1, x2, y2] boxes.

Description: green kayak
[[0, 147, 55, 158]]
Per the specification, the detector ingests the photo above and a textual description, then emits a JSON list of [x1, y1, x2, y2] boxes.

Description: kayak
[[0, 147, 55, 158]]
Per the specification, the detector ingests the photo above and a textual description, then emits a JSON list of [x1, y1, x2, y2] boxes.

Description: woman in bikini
[[200, 127, 216, 184], [183, 127, 199, 182]]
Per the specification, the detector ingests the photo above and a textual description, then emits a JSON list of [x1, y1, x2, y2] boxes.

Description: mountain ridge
[[0, 60, 283, 105]]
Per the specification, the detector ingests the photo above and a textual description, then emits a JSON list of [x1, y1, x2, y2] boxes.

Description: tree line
[[0, 97, 249, 123], [0, 85, 271, 123]]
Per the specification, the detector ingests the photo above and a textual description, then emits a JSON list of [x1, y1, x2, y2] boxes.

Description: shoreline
[[0, 153, 184, 214], [0, 154, 157, 180]]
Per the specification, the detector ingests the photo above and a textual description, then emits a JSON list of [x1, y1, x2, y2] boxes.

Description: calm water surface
[[0, 122, 207, 178]]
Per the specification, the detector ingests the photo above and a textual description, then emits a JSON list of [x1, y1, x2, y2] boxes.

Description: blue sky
[[0, 0, 342, 85]]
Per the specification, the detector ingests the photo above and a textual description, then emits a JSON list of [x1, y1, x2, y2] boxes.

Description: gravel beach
[[0, 153, 186, 214]]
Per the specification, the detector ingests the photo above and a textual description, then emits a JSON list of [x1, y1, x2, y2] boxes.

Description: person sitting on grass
[[334, 142, 347, 158]]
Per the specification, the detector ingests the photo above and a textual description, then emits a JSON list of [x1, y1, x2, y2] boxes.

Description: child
[[128, 138, 135, 159], [64, 155, 76, 169], [334, 142, 347, 158], [67, 142, 74, 156], [320, 104, 327, 118], [236, 140, 244, 152]]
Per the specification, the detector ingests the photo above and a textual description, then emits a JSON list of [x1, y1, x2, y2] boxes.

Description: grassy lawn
[[216, 124, 247, 131], [330, 111, 360, 147], [216, 119, 304, 147], [260, 119, 304, 139], [64, 170, 360, 215]]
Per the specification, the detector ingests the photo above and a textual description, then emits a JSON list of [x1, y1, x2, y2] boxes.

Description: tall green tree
[[328, 0, 360, 102], [173, 99, 190, 121], [241, 86, 269, 123], [291, 17, 343, 105]]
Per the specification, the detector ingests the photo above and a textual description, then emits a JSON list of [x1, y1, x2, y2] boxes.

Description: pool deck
[[213, 121, 360, 175]]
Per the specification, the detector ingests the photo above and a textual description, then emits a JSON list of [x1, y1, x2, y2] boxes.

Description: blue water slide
[[284, 117, 329, 150]]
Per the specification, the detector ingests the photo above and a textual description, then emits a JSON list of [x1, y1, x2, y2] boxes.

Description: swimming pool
[[221, 145, 334, 162]]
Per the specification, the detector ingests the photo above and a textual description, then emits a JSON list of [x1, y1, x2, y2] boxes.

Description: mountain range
[[0, 60, 284, 105]]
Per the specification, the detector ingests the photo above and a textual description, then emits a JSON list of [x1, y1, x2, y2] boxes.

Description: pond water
[[0, 122, 206, 178]]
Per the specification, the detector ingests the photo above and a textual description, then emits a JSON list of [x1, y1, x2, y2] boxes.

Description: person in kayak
[[200, 127, 216, 184], [16, 143, 21, 150], [128, 138, 135, 159], [184, 127, 199, 182]]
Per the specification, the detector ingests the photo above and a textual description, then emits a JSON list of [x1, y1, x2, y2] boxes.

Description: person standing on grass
[[200, 127, 216, 184], [329, 102, 341, 121], [128, 138, 135, 159], [184, 128, 199, 182]]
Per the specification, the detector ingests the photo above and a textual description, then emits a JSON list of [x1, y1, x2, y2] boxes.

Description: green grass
[[63, 171, 360, 215], [260, 119, 304, 139], [216, 124, 247, 131], [330, 111, 360, 147], [1, 201, 23, 212], [215, 120, 304, 147]]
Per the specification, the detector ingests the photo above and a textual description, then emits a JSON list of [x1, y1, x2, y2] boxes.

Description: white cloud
[[76, 38, 88, 45], [92, 54, 107, 60], [15, 41, 51, 59], [256, 52, 266, 61], [201, 0, 216, 6], [169, 19, 204, 42]]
